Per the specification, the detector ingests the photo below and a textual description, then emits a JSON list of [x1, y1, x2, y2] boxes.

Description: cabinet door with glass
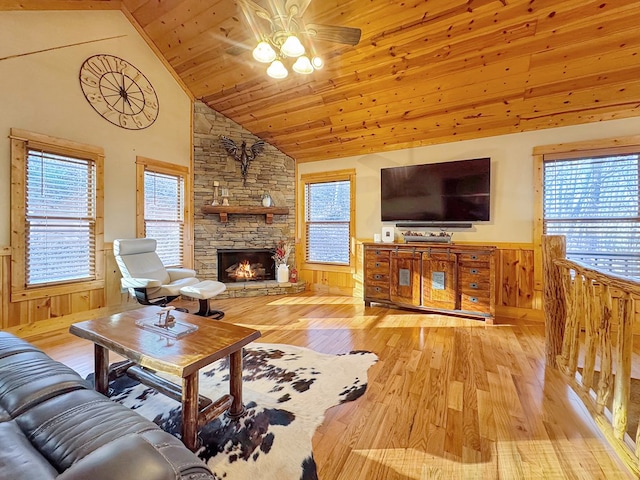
[[422, 251, 457, 310], [390, 250, 421, 306]]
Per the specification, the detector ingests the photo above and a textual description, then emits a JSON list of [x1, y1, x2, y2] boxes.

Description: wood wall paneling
[[0, 243, 130, 330]]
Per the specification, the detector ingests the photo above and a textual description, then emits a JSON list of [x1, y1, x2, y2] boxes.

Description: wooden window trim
[[532, 134, 640, 291], [9, 128, 104, 302], [298, 169, 356, 273], [135, 156, 193, 269]]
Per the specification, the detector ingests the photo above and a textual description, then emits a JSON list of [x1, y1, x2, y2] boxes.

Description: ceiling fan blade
[[225, 44, 248, 56], [237, 0, 273, 23], [305, 24, 362, 46], [285, 0, 313, 17]]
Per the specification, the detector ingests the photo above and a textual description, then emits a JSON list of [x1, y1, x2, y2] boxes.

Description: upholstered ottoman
[[180, 280, 226, 319]]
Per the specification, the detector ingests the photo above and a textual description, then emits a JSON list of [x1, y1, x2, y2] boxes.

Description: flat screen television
[[380, 157, 491, 223]]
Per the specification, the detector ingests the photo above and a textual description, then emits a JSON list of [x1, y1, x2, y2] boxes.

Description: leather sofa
[[0, 331, 215, 480]]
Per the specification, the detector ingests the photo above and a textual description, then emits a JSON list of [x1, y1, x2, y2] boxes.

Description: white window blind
[[305, 180, 351, 264], [144, 170, 184, 267], [543, 152, 640, 279], [26, 149, 96, 286]]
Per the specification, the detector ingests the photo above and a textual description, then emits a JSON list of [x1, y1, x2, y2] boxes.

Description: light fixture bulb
[[292, 55, 314, 74], [311, 56, 324, 69], [280, 35, 305, 57], [267, 59, 288, 79], [252, 41, 276, 63]]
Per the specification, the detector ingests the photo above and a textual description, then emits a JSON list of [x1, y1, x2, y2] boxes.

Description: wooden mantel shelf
[[201, 205, 289, 224]]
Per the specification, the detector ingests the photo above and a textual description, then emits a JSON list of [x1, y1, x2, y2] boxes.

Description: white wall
[[298, 118, 640, 243], [0, 10, 191, 245]]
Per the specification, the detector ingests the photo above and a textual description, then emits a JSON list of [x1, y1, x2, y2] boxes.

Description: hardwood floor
[[26, 293, 634, 479]]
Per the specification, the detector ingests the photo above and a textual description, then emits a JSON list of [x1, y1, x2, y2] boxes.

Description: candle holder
[[212, 181, 220, 206], [221, 188, 230, 206]]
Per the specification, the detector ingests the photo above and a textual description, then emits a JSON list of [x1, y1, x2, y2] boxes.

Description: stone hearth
[[216, 280, 306, 299]]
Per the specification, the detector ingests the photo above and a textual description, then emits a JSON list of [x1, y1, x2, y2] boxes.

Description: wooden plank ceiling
[[10, 0, 640, 162]]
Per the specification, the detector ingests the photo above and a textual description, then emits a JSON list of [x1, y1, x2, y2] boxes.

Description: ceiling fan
[[233, 0, 362, 78]]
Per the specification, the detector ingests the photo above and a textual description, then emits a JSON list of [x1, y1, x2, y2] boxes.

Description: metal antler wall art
[[220, 136, 266, 185]]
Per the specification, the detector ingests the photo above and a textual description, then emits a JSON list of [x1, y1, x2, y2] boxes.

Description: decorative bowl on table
[[402, 231, 453, 243]]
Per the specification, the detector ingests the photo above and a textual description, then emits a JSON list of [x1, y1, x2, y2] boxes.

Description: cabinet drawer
[[365, 260, 389, 273], [365, 248, 390, 260], [458, 253, 491, 266], [366, 273, 390, 285], [459, 275, 490, 288], [459, 281, 491, 295], [366, 285, 390, 300], [458, 266, 490, 277], [460, 294, 491, 313]]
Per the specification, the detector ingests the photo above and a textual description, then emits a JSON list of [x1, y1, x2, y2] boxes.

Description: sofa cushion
[[0, 351, 89, 417], [0, 420, 58, 479], [0, 331, 42, 359], [16, 388, 213, 479], [57, 430, 215, 480]]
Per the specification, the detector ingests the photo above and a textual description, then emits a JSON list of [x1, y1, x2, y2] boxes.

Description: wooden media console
[[364, 242, 496, 323]]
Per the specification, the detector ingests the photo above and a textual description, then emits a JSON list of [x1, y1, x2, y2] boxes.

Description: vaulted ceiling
[[8, 0, 640, 162]]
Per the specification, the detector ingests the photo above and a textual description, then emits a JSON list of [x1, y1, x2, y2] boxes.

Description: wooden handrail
[[542, 235, 640, 477]]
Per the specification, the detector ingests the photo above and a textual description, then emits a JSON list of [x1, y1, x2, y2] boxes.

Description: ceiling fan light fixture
[[311, 55, 324, 69], [292, 55, 314, 74], [253, 41, 277, 63], [267, 59, 288, 79], [280, 35, 305, 57]]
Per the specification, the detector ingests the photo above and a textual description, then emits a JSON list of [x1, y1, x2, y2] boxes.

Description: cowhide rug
[[104, 343, 377, 480]]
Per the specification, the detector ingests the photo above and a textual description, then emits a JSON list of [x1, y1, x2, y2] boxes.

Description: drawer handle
[[469, 282, 479, 289], [470, 255, 478, 260], [375, 250, 381, 255], [374, 274, 382, 280], [375, 287, 381, 292], [375, 262, 381, 268], [470, 268, 479, 274], [469, 297, 479, 303]]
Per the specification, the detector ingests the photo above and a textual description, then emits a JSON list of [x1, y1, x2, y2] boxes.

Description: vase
[[277, 263, 289, 283], [261, 192, 272, 207]]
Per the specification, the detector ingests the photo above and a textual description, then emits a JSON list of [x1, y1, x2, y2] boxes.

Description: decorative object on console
[[381, 226, 395, 243], [234, 0, 362, 79], [261, 192, 272, 207], [79, 54, 159, 130], [220, 136, 266, 184], [403, 230, 453, 244]]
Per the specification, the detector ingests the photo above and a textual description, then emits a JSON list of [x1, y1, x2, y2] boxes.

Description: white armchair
[[113, 238, 200, 308]]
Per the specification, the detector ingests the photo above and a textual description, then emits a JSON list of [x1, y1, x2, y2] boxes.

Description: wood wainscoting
[[298, 240, 542, 321], [2, 240, 542, 331], [0, 242, 132, 332]]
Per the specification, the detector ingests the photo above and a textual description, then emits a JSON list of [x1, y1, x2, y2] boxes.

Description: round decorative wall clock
[[79, 54, 159, 130]]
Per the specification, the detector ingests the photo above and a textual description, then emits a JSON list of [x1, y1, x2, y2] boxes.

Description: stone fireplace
[[192, 101, 304, 298], [218, 248, 275, 283]]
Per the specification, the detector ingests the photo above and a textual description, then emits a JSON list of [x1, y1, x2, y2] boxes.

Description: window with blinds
[[26, 149, 96, 286], [304, 179, 351, 265], [543, 152, 640, 279], [144, 170, 184, 267]]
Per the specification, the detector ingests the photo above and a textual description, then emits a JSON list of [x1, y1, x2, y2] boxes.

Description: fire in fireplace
[[217, 248, 275, 283]]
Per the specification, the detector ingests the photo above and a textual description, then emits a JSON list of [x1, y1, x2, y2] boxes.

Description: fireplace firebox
[[217, 249, 275, 283]]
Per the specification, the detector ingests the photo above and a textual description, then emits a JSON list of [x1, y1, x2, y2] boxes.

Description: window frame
[[298, 169, 356, 272], [10, 128, 105, 302], [533, 134, 640, 288], [135, 156, 193, 269]]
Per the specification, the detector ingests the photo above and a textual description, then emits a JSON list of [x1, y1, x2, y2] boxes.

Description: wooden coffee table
[[69, 306, 261, 451]]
